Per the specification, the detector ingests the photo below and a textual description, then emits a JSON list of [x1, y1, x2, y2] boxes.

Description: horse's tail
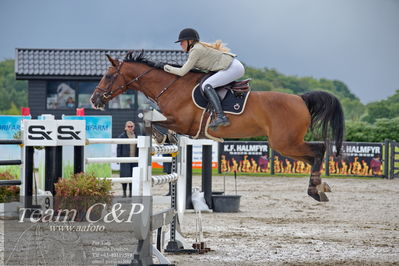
[[300, 91, 344, 156]]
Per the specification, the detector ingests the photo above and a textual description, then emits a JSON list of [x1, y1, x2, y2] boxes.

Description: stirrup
[[209, 116, 230, 130]]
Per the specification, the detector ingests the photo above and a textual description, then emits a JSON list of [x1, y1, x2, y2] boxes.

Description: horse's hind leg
[[272, 141, 330, 202], [306, 142, 330, 202]]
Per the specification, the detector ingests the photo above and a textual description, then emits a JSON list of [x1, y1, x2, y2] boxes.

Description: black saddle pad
[[193, 85, 250, 115]]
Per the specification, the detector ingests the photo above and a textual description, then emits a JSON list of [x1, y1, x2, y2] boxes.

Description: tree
[[341, 98, 366, 121], [250, 79, 273, 91], [373, 118, 399, 141], [332, 80, 357, 100], [1, 103, 20, 115], [345, 121, 376, 142], [362, 102, 394, 123], [345, 118, 399, 142], [0, 59, 28, 114]]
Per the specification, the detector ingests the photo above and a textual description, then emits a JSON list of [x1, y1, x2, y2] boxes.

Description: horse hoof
[[317, 182, 332, 193], [152, 132, 167, 145], [318, 191, 329, 202], [308, 188, 329, 202]]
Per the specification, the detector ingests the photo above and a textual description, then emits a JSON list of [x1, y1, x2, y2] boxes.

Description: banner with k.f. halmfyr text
[[219, 141, 270, 173], [329, 142, 383, 176]]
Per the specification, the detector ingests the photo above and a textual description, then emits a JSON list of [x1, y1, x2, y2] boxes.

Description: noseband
[[95, 61, 153, 100]]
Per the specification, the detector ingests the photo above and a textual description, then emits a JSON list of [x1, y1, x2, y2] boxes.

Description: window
[[46, 81, 77, 109], [137, 91, 151, 110], [77, 82, 98, 109], [46, 81, 138, 110], [108, 90, 137, 109]]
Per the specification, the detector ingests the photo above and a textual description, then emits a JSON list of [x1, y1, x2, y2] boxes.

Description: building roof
[[15, 48, 187, 79]]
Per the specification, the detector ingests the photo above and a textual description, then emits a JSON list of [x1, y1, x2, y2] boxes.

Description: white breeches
[[201, 58, 245, 90]]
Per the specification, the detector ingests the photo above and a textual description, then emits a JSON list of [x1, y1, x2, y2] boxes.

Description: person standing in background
[[117, 121, 138, 197]]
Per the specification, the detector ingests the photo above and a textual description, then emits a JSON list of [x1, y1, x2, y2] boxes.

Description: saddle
[[200, 73, 250, 95], [193, 74, 251, 114], [192, 74, 251, 142], [214, 79, 251, 94]]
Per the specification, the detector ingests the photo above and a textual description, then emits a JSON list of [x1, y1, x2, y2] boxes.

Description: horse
[[90, 51, 344, 202]]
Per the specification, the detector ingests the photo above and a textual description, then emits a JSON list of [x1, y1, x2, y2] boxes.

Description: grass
[[64, 163, 112, 178], [152, 167, 381, 179], [0, 165, 20, 179], [63, 164, 74, 179], [2, 154, 396, 181]]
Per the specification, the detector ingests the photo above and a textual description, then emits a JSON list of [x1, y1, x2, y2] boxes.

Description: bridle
[[95, 61, 153, 100], [95, 61, 179, 103]]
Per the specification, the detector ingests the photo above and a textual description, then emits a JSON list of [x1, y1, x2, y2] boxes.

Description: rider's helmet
[[175, 28, 200, 43]]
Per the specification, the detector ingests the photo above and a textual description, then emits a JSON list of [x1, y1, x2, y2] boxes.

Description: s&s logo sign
[[28, 125, 54, 140], [58, 125, 81, 140], [56, 121, 85, 145], [23, 120, 85, 146]]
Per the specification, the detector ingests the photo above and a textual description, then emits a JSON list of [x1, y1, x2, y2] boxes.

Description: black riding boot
[[203, 85, 230, 130]]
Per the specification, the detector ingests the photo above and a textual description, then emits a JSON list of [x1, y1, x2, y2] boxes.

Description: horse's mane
[[124, 50, 182, 69], [123, 49, 204, 73]]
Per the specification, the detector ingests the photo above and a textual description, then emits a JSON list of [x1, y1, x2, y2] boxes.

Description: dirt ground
[[1, 175, 398, 266], [155, 175, 399, 266]]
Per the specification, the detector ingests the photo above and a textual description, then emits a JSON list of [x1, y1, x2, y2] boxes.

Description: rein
[[97, 61, 180, 103], [155, 76, 179, 102], [114, 68, 154, 96], [95, 62, 153, 99]]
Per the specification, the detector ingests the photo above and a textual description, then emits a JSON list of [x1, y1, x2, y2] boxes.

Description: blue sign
[[0, 116, 31, 160]]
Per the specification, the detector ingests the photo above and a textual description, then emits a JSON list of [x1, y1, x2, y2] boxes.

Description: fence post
[[74, 146, 84, 174], [44, 146, 62, 196], [55, 146, 63, 186], [166, 151, 178, 251], [202, 145, 213, 208], [325, 140, 330, 176], [270, 149, 275, 175], [185, 144, 193, 209], [388, 140, 395, 179], [24, 146, 34, 209], [218, 142, 222, 174], [384, 139, 390, 179], [390, 140, 397, 179]]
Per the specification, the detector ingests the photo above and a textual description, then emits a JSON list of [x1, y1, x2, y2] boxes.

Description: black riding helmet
[[175, 28, 200, 43]]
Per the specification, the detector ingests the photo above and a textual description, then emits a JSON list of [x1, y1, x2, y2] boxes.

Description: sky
[[0, 0, 398, 103]]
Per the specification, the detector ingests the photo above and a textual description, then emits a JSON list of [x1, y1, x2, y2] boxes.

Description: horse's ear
[[106, 54, 118, 67]]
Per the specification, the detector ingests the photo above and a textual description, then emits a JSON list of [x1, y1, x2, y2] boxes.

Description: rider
[[164, 28, 245, 130]]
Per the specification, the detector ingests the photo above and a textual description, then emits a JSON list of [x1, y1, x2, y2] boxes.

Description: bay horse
[[90, 51, 344, 202]]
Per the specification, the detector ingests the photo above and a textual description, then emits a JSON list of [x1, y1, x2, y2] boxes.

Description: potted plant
[[0, 171, 20, 203], [0, 171, 21, 219], [54, 172, 113, 222]]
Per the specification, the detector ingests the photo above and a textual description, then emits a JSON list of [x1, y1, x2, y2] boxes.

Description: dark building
[[15, 48, 187, 136]]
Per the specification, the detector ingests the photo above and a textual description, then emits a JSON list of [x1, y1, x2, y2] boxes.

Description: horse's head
[[90, 55, 128, 110]]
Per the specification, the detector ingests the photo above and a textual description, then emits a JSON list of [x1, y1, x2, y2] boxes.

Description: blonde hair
[[199, 40, 230, 53], [125, 121, 134, 127]]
